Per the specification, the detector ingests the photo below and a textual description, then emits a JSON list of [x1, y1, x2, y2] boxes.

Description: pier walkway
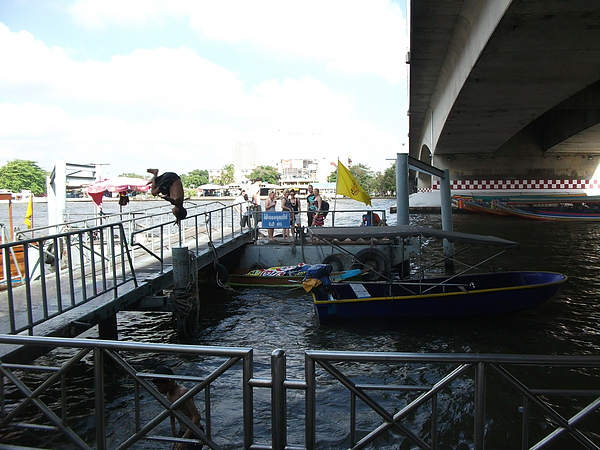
[[0, 201, 252, 362]]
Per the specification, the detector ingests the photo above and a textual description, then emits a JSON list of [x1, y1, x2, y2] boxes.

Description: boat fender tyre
[[249, 262, 266, 271], [322, 254, 347, 272], [350, 248, 390, 281], [208, 263, 229, 286]]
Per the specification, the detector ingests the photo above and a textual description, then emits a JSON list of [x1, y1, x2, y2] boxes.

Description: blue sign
[[262, 211, 290, 228]]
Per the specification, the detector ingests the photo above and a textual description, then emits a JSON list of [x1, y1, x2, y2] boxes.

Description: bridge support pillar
[[98, 314, 118, 340], [440, 169, 455, 273], [396, 153, 410, 225]]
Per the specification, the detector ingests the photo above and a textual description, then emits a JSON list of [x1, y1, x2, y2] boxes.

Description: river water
[[1, 199, 599, 448]]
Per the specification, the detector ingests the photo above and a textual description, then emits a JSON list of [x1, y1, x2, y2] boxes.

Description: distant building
[[207, 152, 348, 186], [232, 142, 256, 169], [276, 157, 338, 183], [207, 168, 222, 182]]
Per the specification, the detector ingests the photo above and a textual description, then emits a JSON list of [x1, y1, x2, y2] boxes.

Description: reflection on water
[[2, 200, 600, 447]]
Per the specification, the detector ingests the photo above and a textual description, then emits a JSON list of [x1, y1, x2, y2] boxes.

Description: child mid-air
[[147, 169, 187, 225]]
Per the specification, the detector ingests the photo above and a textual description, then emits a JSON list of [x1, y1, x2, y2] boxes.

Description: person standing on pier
[[265, 189, 277, 242], [311, 188, 324, 227], [288, 189, 301, 237], [233, 190, 250, 229], [147, 169, 187, 225], [248, 179, 262, 228], [306, 184, 315, 226], [280, 189, 292, 239]]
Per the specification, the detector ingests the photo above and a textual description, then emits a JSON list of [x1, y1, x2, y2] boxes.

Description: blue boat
[[311, 271, 568, 321], [306, 226, 568, 322]]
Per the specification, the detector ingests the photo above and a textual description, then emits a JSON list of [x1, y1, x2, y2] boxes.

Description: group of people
[[146, 170, 330, 235], [232, 183, 327, 241]]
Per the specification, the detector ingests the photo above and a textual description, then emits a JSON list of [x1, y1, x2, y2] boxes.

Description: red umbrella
[[87, 177, 150, 206]]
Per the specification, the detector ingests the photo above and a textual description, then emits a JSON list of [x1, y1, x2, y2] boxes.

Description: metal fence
[[0, 222, 136, 335], [0, 202, 248, 334], [0, 334, 598, 449], [1, 200, 388, 336]]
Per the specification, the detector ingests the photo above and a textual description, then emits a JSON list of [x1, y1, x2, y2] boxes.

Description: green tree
[[248, 165, 281, 185], [180, 169, 209, 188], [374, 163, 396, 196], [327, 170, 337, 183], [0, 160, 47, 194], [327, 162, 375, 192], [212, 164, 235, 185], [349, 163, 372, 186]]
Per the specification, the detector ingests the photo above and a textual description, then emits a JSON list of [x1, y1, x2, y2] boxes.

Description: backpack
[[321, 200, 330, 218]]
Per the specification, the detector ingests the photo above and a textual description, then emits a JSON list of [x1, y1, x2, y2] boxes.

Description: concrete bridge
[[408, 0, 600, 189]]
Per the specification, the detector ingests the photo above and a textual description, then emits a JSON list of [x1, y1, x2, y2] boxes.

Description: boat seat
[[349, 283, 371, 299]]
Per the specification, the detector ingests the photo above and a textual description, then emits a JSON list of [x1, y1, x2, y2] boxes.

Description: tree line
[[0, 160, 398, 197]]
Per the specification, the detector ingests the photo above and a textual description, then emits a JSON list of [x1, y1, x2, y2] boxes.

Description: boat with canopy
[[304, 226, 567, 322]]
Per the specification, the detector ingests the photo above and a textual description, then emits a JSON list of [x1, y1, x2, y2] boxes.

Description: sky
[[0, 0, 409, 179]]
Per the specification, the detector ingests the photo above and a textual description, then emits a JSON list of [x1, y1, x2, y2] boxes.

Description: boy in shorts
[[147, 169, 187, 225]]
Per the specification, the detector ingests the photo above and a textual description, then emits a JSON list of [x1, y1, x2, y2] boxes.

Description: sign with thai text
[[262, 211, 290, 228]]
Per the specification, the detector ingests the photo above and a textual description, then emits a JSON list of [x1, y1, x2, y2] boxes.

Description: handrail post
[[474, 361, 485, 449], [94, 346, 106, 450], [305, 352, 316, 449], [243, 349, 254, 449], [272, 349, 287, 450]]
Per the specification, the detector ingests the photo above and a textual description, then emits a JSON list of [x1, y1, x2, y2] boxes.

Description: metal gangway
[[0, 201, 253, 348], [0, 200, 394, 345]]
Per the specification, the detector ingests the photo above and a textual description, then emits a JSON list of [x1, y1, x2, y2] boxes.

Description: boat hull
[[0, 246, 27, 290], [312, 271, 567, 321]]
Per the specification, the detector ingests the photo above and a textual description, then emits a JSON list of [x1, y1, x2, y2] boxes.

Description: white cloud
[[0, 3, 406, 176], [65, 47, 248, 114], [0, 24, 68, 100], [0, 25, 246, 113], [68, 0, 407, 82]]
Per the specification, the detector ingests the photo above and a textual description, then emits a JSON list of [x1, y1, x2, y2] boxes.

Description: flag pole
[[333, 158, 339, 214]]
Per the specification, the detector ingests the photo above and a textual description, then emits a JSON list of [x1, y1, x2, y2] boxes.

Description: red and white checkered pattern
[[425, 179, 600, 191]]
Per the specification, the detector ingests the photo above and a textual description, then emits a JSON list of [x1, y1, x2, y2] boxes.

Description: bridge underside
[[409, 0, 600, 181]]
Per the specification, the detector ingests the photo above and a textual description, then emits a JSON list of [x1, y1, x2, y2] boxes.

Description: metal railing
[[1, 200, 385, 336], [0, 334, 598, 449], [129, 200, 246, 272], [0, 222, 136, 335], [1, 202, 250, 334], [0, 334, 252, 449]]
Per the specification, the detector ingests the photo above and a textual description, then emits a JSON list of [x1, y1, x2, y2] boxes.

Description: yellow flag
[[336, 160, 371, 206], [24, 194, 33, 229]]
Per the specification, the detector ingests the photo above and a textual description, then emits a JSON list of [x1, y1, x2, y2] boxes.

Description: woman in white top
[[280, 189, 291, 239], [265, 190, 277, 242]]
